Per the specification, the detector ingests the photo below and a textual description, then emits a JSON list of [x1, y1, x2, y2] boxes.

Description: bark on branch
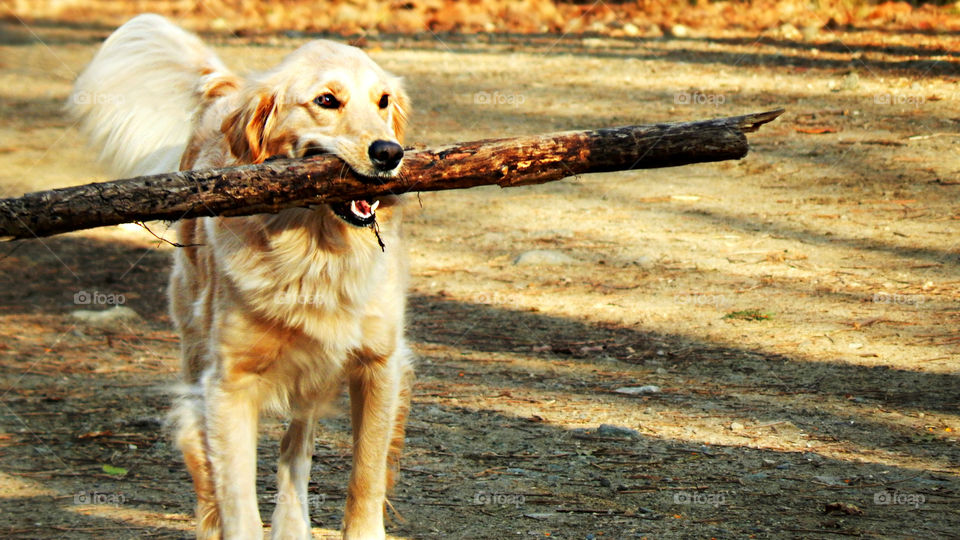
[[0, 109, 784, 241]]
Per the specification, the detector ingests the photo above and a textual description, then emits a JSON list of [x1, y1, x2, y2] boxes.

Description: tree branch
[[0, 109, 784, 241]]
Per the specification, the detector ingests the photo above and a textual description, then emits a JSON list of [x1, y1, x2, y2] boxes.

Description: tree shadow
[[1, 234, 957, 538], [369, 32, 960, 77], [408, 294, 960, 417]]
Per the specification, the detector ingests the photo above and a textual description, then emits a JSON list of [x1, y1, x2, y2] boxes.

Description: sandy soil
[[1, 20, 959, 539]]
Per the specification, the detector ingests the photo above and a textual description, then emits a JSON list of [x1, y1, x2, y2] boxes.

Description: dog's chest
[[223, 231, 386, 349]]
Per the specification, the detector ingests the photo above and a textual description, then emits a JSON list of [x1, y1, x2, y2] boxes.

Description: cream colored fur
[[69, 14, 414, 540]]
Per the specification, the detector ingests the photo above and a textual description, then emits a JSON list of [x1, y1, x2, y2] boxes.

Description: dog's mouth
[[298, 146, 393, 227], [331, 198, 379, 227]]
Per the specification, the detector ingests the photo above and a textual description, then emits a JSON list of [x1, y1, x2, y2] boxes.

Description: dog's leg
[[170, 256, 224, 539], [171, 392, 222, 539], [271, 416, 317, 540], [343, 348, 411, 540], [386, 355, 414, 496], [205, 382, 263, 538]]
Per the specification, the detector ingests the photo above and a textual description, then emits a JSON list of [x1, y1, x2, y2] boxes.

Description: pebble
[[778, 23, 802, 41], [513, 249, 579, 265], [615, 385, 661, 395], [597, 424, 641, 438], [813, 474, 844, 486], [69, 306, 141, 328], [669, 24, 690, 38], [842, 72, 860, 90], [633, 255, 654, 267]]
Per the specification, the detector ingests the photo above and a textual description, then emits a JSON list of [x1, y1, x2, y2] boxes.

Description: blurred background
[[4, 0, 960, 35], [4, 0, 960, 34]]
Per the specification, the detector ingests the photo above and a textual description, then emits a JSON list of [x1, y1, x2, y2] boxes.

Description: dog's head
[[221, 40, 410, 227]]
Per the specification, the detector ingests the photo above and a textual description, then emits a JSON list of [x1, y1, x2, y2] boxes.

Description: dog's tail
[[67, 14, 239, 178]]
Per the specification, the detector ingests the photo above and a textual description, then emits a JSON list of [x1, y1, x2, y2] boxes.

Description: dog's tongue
[[349, 199, 379, 220]]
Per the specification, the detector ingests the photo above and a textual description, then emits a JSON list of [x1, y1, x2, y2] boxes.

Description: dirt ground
[[1, 18, 959, 540]]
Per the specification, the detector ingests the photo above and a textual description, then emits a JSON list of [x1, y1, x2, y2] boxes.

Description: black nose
[[368, 140, 404, 171]]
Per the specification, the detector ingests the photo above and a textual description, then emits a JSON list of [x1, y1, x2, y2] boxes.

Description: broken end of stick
[[737, 108, 786, 133]]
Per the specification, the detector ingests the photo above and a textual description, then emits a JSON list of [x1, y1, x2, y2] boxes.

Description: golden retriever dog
[[68, 14, 414, 540]]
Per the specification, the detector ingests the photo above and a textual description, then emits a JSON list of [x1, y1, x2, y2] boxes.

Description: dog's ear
[[389, 83, 411, 143], [221, 91, 277, 164]]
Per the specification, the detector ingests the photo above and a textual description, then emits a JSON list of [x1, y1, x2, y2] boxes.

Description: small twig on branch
[[134, 221, 203, 248], [0, 109, 784, 241]]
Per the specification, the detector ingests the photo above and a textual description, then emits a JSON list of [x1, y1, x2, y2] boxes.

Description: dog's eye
[[378, 94, 389, 109], [314, 93, 340, 109]]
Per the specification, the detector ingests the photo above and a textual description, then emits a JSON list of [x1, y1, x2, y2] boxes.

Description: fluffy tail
[[67, 14, 237, 178]]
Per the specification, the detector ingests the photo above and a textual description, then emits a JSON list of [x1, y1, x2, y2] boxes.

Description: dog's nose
[[368, 140, 404, 171]]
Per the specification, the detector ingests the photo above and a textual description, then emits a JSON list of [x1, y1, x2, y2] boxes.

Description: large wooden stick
[[0, 109, 783, 241]]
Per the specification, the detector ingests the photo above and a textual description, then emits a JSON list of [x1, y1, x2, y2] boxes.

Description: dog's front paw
[[342, 528, 386, 540], [342, 498, 387, 540], [270, 501, 311, 540]]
